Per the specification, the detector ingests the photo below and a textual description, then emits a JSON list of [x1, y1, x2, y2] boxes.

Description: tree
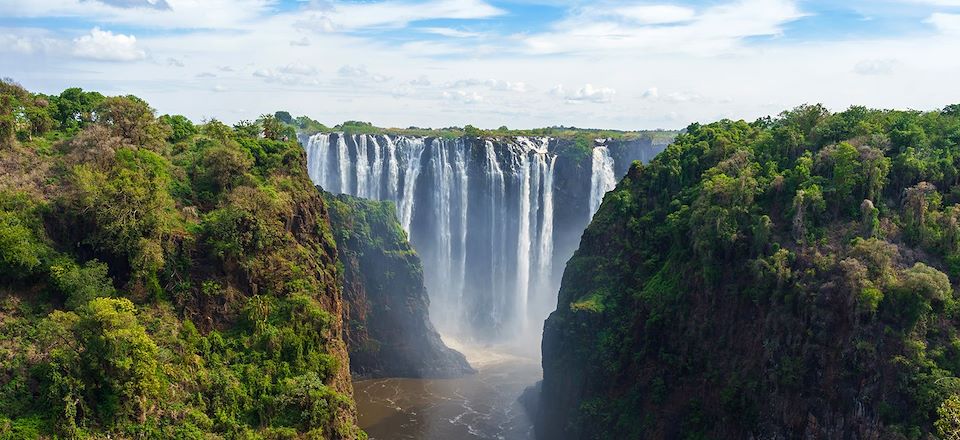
[[159, 114, 197, 144], [818, 142, 864, 214], [64, 148, 176, 283], [233, 120, 261, 139], [943, 104, 960, 117], [51, 87, 103, 131], [200, 144, 253, 193], [0, 192, 49, 279], [95, 96, 170, 150], [274, 111, 293, 124], [42, 298, 162, 431], [49, 259, 115, 309], [0, 210, 46, 278], [464, 125, 483, 137], [900, 262, 951, 303], [258, 114, 295, 141], [903, 182, 941, 243], [937, 394, 960, 440]]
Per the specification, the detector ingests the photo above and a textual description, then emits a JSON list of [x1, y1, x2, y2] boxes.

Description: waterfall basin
[[354, 338, 540, 440]]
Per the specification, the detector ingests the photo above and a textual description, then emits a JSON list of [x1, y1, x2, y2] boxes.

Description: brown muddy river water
[[354, 340, 540, 440]]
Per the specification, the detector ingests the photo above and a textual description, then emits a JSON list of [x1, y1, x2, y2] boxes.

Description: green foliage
[[547, 103, 960, 438], [1, 79, 58, 146], [0, 210, 46, 278], [95, 96, 171, 150], [937, 394, 960, 440], [50, 87, 104, 132], [0, 83, 363, 438], [65, 147, 177, 279], [49, 259, 115, 309], [42, 298, 161, 433], [159, 114, 197, 144]]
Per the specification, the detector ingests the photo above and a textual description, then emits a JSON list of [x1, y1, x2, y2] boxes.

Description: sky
[[1, 0, 959, 130]]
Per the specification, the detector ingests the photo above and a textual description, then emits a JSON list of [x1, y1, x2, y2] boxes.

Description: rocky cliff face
[[324, 192, 474, 378]]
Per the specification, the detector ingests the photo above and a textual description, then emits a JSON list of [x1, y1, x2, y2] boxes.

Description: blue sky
[[2, 0, 959, 129]]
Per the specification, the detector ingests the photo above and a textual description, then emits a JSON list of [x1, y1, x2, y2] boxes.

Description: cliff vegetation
[[539, 103, 960, 439], [0, 79, 365, 439]]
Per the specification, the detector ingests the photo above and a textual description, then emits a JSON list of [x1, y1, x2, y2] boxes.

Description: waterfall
[[515, 140, 532, 328], [337, 135, 351, 194], [398, 137, 425, 232], [303, 133, 643, 337], [352, 135, 366, 197], [485, 140, 507, 328], [305, 134, 331, 189], [370, 136, 383, 200], [589, 146, 617, 218], [537, 153, 556, 307], [454, 140, 469, 310], [431, 139, 455, 315], [385, 136, 399, 201]]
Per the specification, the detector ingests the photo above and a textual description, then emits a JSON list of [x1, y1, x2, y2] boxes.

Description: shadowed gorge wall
[[323, 191, 474, 378]]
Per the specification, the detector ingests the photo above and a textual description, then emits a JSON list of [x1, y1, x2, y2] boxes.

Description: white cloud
[[929, 13, 960, 35], [854, 59, 899, 75], [279, 62, 318, 76], [89, 0, 170, 9], [166, 57, 183, 67], [338, 65, 390, 82], [410, 76, 431, 87], [448, 78, 528, 92], [295, 0, 504, 33], [525, 0, 805, 55], [663, 91, 704, 103], [613, 5, 696, 25], [909, 0, 960, 5], [253, 63, 321, 86], [489, 79, 528, 92], [442, 90, 484, 104], [2, 0, 275, 30], [559, 84, 616, 103], [290, 36, 311, 46], [73, 27, 146, 61], [641, 87, 659, 99], [0, 34, 50, 54], [420, 27, 481, 38]]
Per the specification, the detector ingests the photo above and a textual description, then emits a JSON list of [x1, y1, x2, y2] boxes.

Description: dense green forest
[[538, 103, 960, 438], [0, 79, 365, 438]]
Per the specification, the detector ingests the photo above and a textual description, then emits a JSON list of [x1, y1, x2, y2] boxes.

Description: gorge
[[8, 80, 960, 440]]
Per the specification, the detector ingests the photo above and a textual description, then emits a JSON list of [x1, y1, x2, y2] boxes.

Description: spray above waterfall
[[303, 132, 665, 338]]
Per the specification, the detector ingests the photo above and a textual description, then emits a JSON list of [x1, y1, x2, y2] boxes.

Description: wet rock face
[[324, 191, 474, 378]]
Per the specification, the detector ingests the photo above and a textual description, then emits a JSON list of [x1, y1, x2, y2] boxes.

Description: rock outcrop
[[324, 192, 474, 378]]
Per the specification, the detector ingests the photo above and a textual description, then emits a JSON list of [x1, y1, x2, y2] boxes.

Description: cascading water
[[589, 145, 617, 218], [303, 132, 657, 338]]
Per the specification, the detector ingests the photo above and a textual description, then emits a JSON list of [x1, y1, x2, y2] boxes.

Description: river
[[354, 338, 541, 440]]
